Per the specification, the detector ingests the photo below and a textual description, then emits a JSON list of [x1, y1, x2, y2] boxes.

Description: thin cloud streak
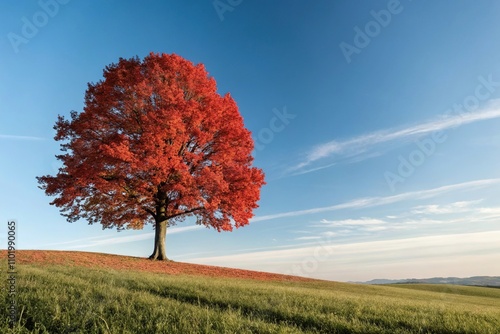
[[292, 100, 500, 171], [411, 200, 483, 215], [288, 162, 337, 177], [44, 225, 203, 249], [0, 134, 46, 141], [251, 178, 500, 223], [71, 225, 203, 249]]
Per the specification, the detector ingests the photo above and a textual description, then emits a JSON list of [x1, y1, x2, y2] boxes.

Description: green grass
[[2, 264, 499, 333]]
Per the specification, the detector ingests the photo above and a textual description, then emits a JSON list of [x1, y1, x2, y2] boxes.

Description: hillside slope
[[1, 250, 312, 282]]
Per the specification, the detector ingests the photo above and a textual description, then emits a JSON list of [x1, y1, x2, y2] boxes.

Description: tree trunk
[[149, 219, 168, 260]]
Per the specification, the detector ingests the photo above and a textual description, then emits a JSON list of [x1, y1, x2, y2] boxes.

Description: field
[[1, 251, 500, 333]]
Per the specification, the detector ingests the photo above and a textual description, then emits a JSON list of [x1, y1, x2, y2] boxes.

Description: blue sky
[[1, 0, 500, 282]]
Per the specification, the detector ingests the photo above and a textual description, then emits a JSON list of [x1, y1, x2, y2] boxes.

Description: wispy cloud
[[251, 178, 500, 223], [295, 236, 322, 241], [291, 100, 500, 172], [308, 199, 500, 240], [319, 218, 394, 233], [315, 217, 430, 235], [288, 162, 337, 177], [0, 134, 46, 141], [44, 225, 202, 249], [411, 200, 483, 215], [409, 201, 500, 224], [320, 218, 386, 226]]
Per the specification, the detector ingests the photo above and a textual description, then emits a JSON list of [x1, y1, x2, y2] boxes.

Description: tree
[[37, 53, 265, 260]]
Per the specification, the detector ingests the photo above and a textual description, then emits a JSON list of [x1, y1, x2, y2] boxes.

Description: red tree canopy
[[38, 53, 265, 234]]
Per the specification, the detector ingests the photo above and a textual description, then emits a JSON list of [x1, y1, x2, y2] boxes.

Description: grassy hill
[[1, 251, 499, 333]]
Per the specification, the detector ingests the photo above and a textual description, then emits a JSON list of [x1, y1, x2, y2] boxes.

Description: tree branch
[[166, 207, 203, 220], [144, 207, 156, 219]]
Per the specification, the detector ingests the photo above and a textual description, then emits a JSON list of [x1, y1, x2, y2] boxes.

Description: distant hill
[[358, 276, 500, 287]]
